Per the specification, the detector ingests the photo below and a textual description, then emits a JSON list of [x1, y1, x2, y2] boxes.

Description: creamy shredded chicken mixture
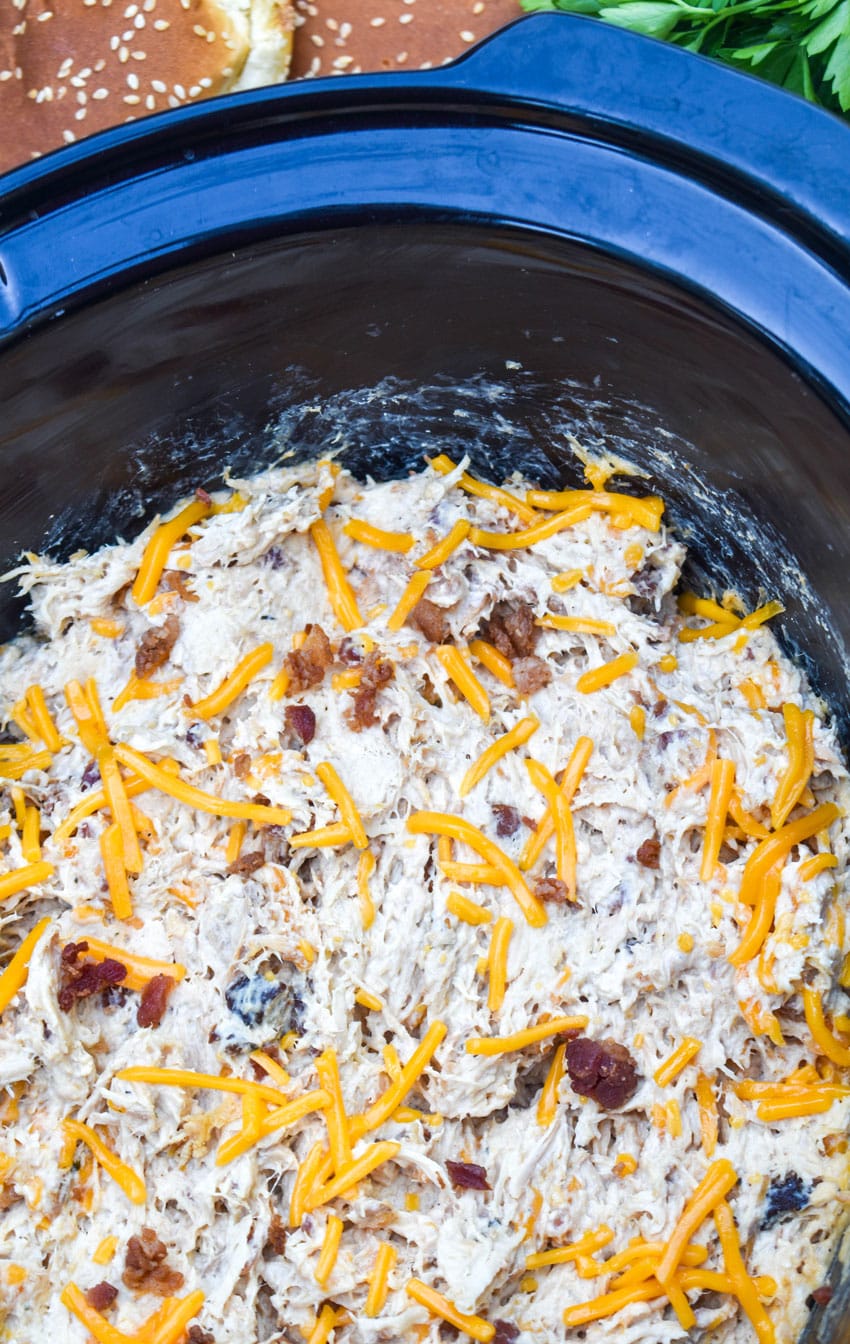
[[0, 451, 847, 1344]]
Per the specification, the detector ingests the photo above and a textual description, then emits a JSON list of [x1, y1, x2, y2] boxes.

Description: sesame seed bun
[[0, 0, 294, 175], [289, 0, 520, 78]]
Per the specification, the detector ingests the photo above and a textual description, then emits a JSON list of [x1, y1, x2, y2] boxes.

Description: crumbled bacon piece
[[187, 1328, 215, 1344], [346, 653, 395, 731], [227, 851, 266, 878], [136, 974, 176, 1029], [534, 877, 570, 904], [265, 1214, 288, 1255], [231, 752, 252, 780], [480, 600, 538, 659], [512, 656, 552, 695], [338, 637, 363, 665], [812, 1286, 833, 1307], [492, 804, 521, 838], [58, 942, 127, 1012], [195, 487, 212, 504], [285, 704, 316, 745], [162, 570, 199, 603], [410, 597, 450, 643], [283, 624, 333, 693], [122, 1228, 184, 1296], [493, 1322, 520, 1344], [446, 1159, 490, 1191], [85, 1282, 118, 1312], [134, 615, 180, 679], [566, 1037, 639, 1109], [636, 836, 661, 869]]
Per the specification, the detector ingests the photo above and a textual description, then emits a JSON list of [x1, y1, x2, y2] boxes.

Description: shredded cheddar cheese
[[526, 757, 577, 895], [470, 505, 592, 552], [434, 645, 490, 721], [315, 761, 367, 849], [467, 1015, 589, 1056], [314, 1213, 343, 1287], [700, 758, 736, 882], [60, 1118, 146, 1204], [519, 736, 593, 873], [468, 638, 515, 688], [356, 849, 376, 929], [304, 1140, 401, 1212], [446, 890, 492, 925], [655, 1159, 738, 1286], [654, 1037, 702, 1087], [714, 1200, 776, 1344], [0, 860, 54, 904], [802, 987, 850, 1066], [537, 1042, 566, 1128], [387, 569, 431, 633], [771, 703, 815, 829], [408, 811, 546, 927], [486, 916, 513, 1013], [365, 1242, 397, 1316], [429, 453, 537, 523], [310, 519, 363, 632], [25, 685, 62, 752], [99, 822, 133, 920], [460, 715, 539, 797], [290, 821, 353, 849], [526, 1225, 614, 1269], [537, 615, 617, 637], [696, 1073, 718, 1157], [415, 518, 471, 570], [406, 1278, 495, 1343], [629, 705, 646, 740], [527, 486, 664, 531], [316, 1048, 352, 1174], [576, 648, 638, 694], [0, 917, 51, 1017], [113, 744, 292, 825], [343, 519, 414, 553], [190, 644, 274, 720], [132, 498, 210, 606]]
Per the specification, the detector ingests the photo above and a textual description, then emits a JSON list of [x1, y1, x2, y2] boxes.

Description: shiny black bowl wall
[[1, 20, 850, 1334]]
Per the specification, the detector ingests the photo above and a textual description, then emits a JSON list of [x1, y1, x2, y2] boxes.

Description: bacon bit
[[481, 600, 538, 659], [285, 704, 316, 745], [231, 752, 252, 780], [493, 1323, 520, 1344], [653, 699, 668, 717], [410, 597, 450, 643], [58, 943, 127, 1012], [122, 1229, 184, 1296], [346, 653, 395, 731], [636, 836, 661, 869], [226, 851, 266, 878], [446, 1159, 490, 1191], [284, 624, 333, 693], [492, 804, 521, 838], [265, 1214, 288, 1255], [187, 1328, 215, 1344], [162, 570, 199, 603], [136, 975, 175, 1029], [565, 1037, 640, 1110], [338, 637, 363, 665], [85, 1281, 118, 1312], [195, 488, 213, 505], [812, 1286, 833, 1307], [134, 615, 180, 679], [513, 657, 552, 695], [534, 877, 570, 905]]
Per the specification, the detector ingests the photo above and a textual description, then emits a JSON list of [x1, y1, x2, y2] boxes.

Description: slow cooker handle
[[438, 14, 850, 246]]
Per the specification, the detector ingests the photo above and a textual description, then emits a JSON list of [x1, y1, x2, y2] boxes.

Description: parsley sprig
[[519, 0, 850, 115]]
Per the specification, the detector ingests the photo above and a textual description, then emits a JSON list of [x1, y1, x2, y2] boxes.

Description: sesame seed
[[133, 12, 145, 26], [153, 18, 169, 29], [400, 12, 413, 22], [310, 32, 324, 45], [124, 3, 138, 15], [396, 50, 409, 62], [473, 1, 485, 10], [339, 20, 352, 37], [62, 130, 76, 143], [92, 87, 109, 100], [174, 83, 186, 98], [151, 78, 166, 93], [127, 72, 139, 89], [188, 84, 201, 96], [118, 45, 129, 60], [123, 93, 140, 104], [332, 54, 353, 68], [326, 16, 338, 28], [309, 55, 321, 75], [370, 15, 385, 25], [131, 50, 145, 59], [459, 29, 475, 41], [74, 106, 87, 119], [36, 9, 54, 20], [145, 93, 155, 109]]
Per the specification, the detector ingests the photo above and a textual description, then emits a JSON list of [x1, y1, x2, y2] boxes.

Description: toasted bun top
[[290, 0, 519, 78], [0, 0, 292, 175]]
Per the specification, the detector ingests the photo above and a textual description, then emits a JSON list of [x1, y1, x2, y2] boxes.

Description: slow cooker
[[0, 13, 849, 1339]]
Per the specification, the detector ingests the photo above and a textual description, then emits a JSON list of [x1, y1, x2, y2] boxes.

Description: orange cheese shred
[[576, 648, 638, 694], [387, 569, 432, 633], [654, 1037, 702, 1087], [100, 822, 133, 921], [290, 1141, 331, 1229], [655, 1159, 738, 1286], [25, 685, 62, 752], [446, 890, 492, 925], [365, 1241, 398, 1316], [315, 1214, 343, 1287], [714, 1200, 776, 1344], [536, 1042, 566, 1128], [771, 703, 815, 830], [460, 715, 539, 797], [0, 860, 54, 904], [526, 1225, 614, 1269], [316, 761, 367, 849], [98, 747, 143, 876], [357, 849, 376, 929], [527, 487, 664, 531], [415, 518, 471, 570], [189, 644, 274, 720], [113, 744, 292, 826], [0, 916, 51, 1017], [435, 645, 490, 722], [486, 916, 513, 1013], [60, 1118, 145, 1204], [408, 811, 546, 927], [343, 519, 414, 553], [304, 1140, 401, 1212], [695, 1073, 718, 1158], [406, 1279, 495, 1343], [803, 987, 850, 1066], [468, 638, 515, 688], [353, 1019, 447, 1138], [729, 803, 839, 965], [310, 518, 363, 632], [520, 736, 593, 872], [467, 1015, 589, 1056], [700, 759, 736, 882], [132, 498, 210, 606], [316, 1048, 353, 1174], [470, 505, 592, 552], [526, 757, 577, 896], [429, 453, 537, 524]]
